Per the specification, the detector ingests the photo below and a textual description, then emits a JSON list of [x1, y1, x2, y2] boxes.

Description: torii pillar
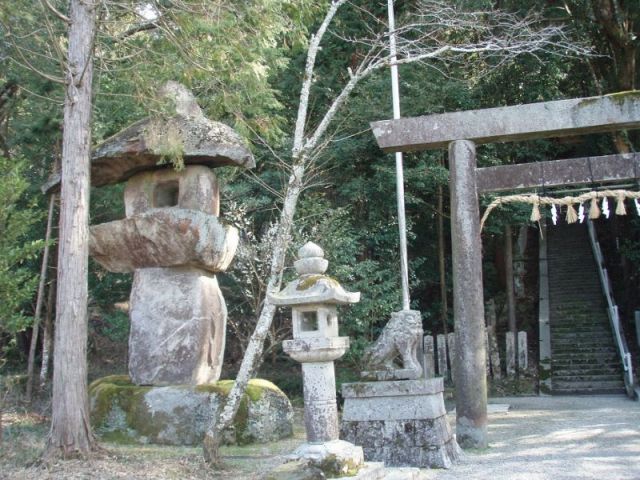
[[448, 140, 487, 447], [371, 91, 640, 449]]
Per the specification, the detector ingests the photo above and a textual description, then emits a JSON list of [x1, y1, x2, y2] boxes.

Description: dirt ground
[[423, 395, 640, 480], [2, 395, 639, 479]]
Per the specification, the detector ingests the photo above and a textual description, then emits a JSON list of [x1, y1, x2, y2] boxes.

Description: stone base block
[[89, 375, 293, 446], [291, 440, 365, 478], [129, 267, 226, 385], [341, 378, 460, 469]]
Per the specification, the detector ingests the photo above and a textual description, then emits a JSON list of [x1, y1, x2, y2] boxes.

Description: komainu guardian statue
[[361, 309, 423, 381]]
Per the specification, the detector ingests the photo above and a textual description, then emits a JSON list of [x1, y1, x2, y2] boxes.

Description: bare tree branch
[[40, 0, 71, 24], [293, 0, 348, 159]]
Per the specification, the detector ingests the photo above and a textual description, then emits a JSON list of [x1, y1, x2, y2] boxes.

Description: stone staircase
[[546, 223, 625, 394]]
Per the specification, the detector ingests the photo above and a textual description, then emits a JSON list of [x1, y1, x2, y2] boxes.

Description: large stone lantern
[[45, 82, 255, 387], [268, 242, 364, 474]]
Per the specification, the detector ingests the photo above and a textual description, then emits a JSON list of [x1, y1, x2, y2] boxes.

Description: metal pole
[[387, 0, 410, 311]]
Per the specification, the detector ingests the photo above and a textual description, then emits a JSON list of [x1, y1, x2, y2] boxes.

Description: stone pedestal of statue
[[341, 377, 460, 469]]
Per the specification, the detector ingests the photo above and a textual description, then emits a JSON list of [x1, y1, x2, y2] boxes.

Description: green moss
[[194, 382, 234, 396], [197, 379, 285, 444], [577, 91, 640, 109], [90, 383, 123, 426], [99, 429, 139, 445], [145, 120, 185, 170], [296, 275, 339, 291], [196, 378, 284, 402], [605, 90, 640, 104], [317, 454, 361, 477], [89, 374, 132, 390], [89, 376, 288, 446], [538, 363, 551, 381], [234, 396, 252, 445], [89, 377, 158, 431]]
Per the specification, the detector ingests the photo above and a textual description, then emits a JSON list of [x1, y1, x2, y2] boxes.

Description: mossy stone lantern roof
[[268, 242, 360, 306], [42, 82, 255, 194]]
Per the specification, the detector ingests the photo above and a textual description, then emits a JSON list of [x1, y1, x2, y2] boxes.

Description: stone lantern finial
[[294, 241, 328, 276]]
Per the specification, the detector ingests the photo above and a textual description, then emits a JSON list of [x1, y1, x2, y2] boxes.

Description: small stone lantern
[[269, 242, 363, 473]]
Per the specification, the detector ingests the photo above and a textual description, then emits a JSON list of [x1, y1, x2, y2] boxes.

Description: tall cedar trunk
[[46, 0, 96, 456], [26, 193, 56, 402]]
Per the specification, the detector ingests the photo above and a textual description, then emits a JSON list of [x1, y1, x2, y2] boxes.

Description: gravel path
[[420, 395, 640, 480]]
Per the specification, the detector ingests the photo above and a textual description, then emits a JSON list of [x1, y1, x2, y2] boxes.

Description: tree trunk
[[26, 193, 56, 402], [202, 1, 346, 464], [437, 179, 448, 336], [505, 224, 516, 335], [46, 0, 96, 457], [588, 0, 637, 152], [40, 274, 57, 390], [505, 224, 517, 372], [203, 163, 305, 463]]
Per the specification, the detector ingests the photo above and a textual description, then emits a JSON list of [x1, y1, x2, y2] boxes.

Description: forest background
[[0, 0, 638, 415]]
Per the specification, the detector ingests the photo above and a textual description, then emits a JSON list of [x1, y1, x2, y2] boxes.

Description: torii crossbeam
[[370, 91, 640, 449]]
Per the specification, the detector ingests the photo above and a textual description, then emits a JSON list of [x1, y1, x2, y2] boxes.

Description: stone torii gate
[[371, 91, 640, 448]]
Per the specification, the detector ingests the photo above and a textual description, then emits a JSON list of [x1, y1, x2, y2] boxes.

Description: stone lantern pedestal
[[284, 337, 349, 443], [269, 242, 364, 476]]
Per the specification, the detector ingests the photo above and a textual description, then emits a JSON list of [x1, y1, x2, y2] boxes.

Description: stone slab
[[341, 381, 446, 422], [360, 368, 422, 381], [42, 82, 254, 193], [372, 92, 640, 151], [342, 378, 443, 399], [518, 331, 528, 370], [423, 335, 435, 379], [436, 334, 448, 378], [341, 396, 444, 423], [89, 209, 238, 273], [476, 153, 640, 193]]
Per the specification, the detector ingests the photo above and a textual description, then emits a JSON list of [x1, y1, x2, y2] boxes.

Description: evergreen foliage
[[0, 0, 638, 369], [0, 157, 44, 359]]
